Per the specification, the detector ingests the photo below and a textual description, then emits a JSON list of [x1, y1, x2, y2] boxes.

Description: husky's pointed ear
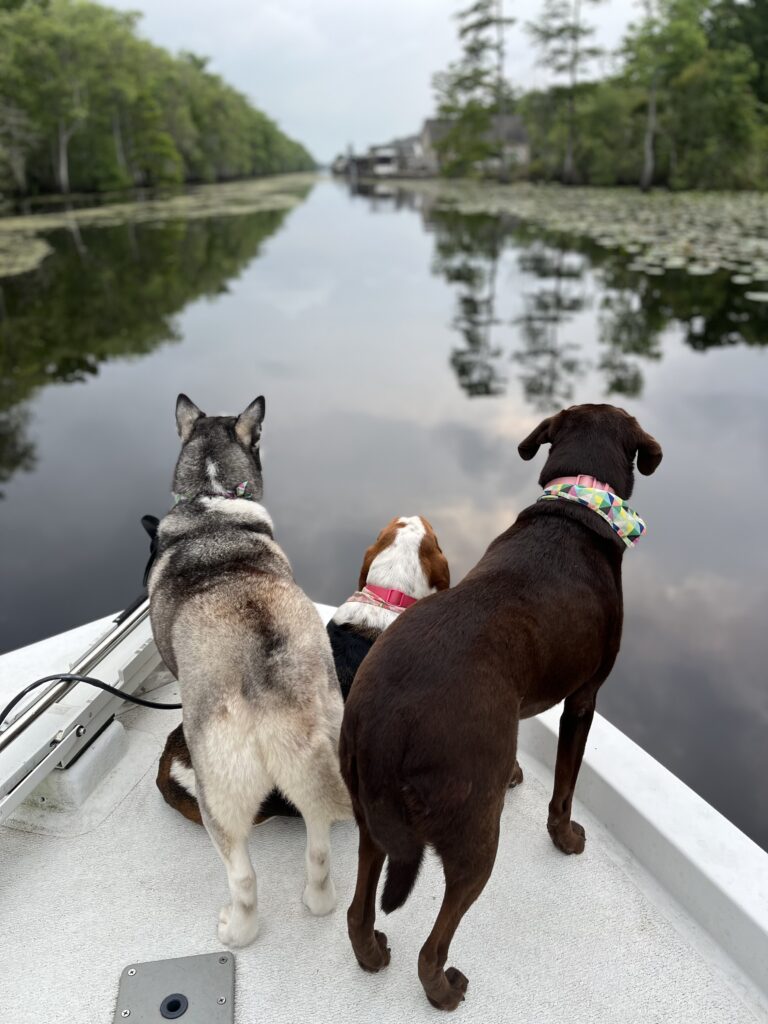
[[518, 414, 559, 461], [636, 427, 663, 476], [176, 394, 204, 441], [235, 396, 266, 447]]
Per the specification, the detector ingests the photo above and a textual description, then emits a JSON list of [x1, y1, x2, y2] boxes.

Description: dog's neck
[[173, 480, 259, 505], [537, 445, 635, 500], [540, 477, 646, 549], [164, 492, 275, 538], [331, 593, 400, 632], [333, 537, 434, 632]]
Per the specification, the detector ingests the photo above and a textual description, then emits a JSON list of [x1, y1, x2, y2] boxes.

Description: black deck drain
[[160, 993, 188, 1019]]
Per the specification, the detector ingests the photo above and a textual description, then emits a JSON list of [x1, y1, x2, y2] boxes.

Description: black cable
[[0, 673, 181, 731]]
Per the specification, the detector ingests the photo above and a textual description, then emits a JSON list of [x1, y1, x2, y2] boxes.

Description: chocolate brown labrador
[[339, 404, 662, 1011]]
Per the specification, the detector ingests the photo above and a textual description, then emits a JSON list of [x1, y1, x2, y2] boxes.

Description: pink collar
[[362, 584, 418, 609], [546, 474, 616, 492], [344, 584, 418, 615]]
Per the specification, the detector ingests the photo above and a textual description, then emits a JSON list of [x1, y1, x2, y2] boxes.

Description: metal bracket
[[0, 602, 164, 824], [113, 952, 234, 1023]]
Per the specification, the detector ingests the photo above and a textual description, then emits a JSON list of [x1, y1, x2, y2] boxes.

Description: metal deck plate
[[113, 952, 234, 1023]]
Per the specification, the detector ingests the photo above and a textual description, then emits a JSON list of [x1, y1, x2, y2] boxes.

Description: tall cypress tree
[[432, 0, 514, 178], [527, 0, 605, 184]]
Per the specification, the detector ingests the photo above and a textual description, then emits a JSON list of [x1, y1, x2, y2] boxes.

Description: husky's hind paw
[[303, 878, 337, 915], [217, 904, 259, 948]]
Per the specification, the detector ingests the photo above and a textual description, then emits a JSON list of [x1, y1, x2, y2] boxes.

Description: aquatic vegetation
[[0, 174, 315, 278], [0, 234, 54, 278], [402, 180, 768, 286]]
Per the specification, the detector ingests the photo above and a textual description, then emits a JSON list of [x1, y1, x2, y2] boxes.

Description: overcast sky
[[110, 0, 638, 163]]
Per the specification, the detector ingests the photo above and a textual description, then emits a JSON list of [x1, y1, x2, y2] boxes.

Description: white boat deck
[[2, 613, 768, 1024]]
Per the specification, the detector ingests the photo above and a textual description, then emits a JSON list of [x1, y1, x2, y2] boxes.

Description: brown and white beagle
[[156, 515, 450, 826]]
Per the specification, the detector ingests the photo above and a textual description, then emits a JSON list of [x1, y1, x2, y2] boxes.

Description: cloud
[[108, 0, 637, 161]]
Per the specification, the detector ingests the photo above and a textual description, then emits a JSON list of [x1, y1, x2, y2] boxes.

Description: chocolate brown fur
[[340, 404, 662, 1011]]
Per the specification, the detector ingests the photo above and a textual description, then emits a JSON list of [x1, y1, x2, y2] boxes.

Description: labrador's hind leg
[[347, 816, 390, 971], [419, 812, 501, 1011]]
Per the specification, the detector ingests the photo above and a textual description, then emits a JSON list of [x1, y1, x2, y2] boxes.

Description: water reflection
[[0, 208, 295, 493], [512, 233, 588, 410], [429, 209, 507, 396], [346, 182, 768, 406], [1, 179, 767, 851]]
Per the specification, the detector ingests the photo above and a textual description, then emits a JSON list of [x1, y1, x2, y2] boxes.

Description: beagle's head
[[359, 515, 450, 599]]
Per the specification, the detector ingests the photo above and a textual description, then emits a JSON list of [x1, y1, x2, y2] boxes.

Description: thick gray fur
[[149, 394, 352, 948]]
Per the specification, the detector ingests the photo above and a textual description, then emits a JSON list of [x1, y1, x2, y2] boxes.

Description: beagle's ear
[[636, 428, 663, 476], [358, 544, 376, 591], [420, 533, 450, 591], [518, 414, 559, 461], [175, 394, 204, 441]]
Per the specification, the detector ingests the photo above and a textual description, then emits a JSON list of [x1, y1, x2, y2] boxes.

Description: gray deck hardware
[[112, 952, 234, 1023]]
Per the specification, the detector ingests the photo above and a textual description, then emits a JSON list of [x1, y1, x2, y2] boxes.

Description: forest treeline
[[435, 0, 768, 190], [0, 0, 314, 196]]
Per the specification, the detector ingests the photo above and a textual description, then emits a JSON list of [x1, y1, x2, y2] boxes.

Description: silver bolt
[[76, 725, 86, 737], [127, 968, 136, 976], [218, 997, 227, 1004], [121, 1012, 130, 1018], [218, 956, 228, 964]]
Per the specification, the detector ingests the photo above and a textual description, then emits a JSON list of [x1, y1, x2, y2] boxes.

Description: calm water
[[1, 177, 766, 849]]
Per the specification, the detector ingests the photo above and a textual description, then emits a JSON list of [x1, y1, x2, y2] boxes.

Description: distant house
[[332, 114, 529, 180], [420, 115, 529, 176], [391, 135, 430, 176], [368, 145, 399, 177]]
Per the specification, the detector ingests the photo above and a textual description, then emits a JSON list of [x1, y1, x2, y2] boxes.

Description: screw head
[[121, 1012, 130, 1018], [218, 996, 227, 1004], [218, 956, 228, 964], [127, 968, 136, 976], [76, 725, 86, 737]]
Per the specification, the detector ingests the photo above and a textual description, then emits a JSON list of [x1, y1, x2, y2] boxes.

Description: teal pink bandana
[[539, 475, 646, 548], [173, 481, 257, 505]]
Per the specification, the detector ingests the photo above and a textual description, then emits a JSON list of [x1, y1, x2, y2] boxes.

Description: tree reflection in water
[[421, 195, 768, 408], [429, 208, 508, 397], [512, 234, 587, 411], [0, 206, 296, 493]]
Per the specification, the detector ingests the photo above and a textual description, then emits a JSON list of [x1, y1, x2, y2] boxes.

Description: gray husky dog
[[149, 393, 352, 948]]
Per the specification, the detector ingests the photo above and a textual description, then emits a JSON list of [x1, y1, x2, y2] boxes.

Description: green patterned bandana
[[539, 480, 646, 548]]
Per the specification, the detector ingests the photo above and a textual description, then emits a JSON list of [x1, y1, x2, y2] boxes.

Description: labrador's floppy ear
[[636, 428, 663, 476], [176, 394, 204, 441], [518, 414, 559, 461], [235, 396, 266, 447]]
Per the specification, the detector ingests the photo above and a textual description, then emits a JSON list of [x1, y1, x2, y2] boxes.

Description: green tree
[[527, 0, 605, 183], [667, 44, 764, 187], [432, 0, 514, 178], [708, 0, 768, 105], [622, 0, 707, 190], [0, 0, 313, 197], [0, 102, 39, 192]]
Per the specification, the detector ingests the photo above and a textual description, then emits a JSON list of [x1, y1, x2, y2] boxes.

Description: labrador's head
[[518, 404, 662, 499]]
